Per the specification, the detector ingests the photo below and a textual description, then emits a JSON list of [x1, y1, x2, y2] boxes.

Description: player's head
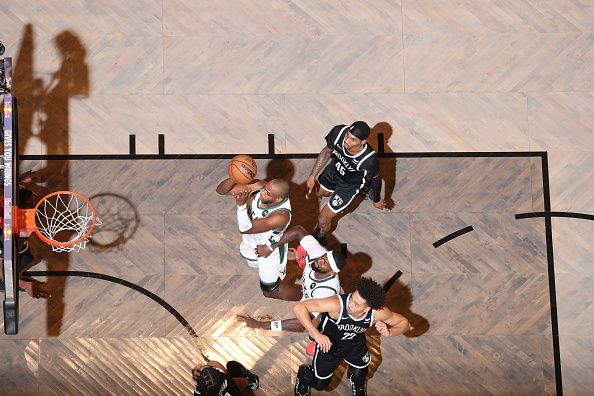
[[194, 365, 226, 396], [344, 121, 370, 152], [312, 250, 346, 274], [348, 277, 385, 316], [260, 179, 290, 204]]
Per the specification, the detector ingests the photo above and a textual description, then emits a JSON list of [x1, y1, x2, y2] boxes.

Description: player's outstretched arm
[[236, 315, 305, 332], [374, 307, 410, 336]]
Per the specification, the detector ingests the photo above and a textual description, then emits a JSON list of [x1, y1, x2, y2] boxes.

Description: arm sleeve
[[236, 204, 252, 232], [324, 125, 346, 149], [368, 174, 383, 202], [362, 156, 382, 202], [299, 235, 328, 259]]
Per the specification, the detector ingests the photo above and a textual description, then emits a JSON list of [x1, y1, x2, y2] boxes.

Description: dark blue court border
[[18, 133, 563, 395]]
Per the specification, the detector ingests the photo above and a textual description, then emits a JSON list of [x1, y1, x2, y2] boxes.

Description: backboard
[[2, 56, 20, 335]]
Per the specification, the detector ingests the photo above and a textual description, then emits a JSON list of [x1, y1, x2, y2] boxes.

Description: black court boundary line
[[17, 136, 562, 394], [22, 270, 200, 341], [383, 270, 404, 292], [20, 152, 546, 161], [540, 153, 563, 396], [433, 226, 475, 248], [515, 211, 594, 222], [19, 133, 547, 161]]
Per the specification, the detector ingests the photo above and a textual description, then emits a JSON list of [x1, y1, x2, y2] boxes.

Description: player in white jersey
[[237, 225, 347, 332], [217, 177, 302, 300]]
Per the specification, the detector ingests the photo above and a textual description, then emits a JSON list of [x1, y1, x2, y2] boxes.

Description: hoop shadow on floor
[[87, 193, 140, 251]]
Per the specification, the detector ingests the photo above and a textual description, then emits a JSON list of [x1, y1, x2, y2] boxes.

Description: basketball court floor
[[1, 2, 593, 395]]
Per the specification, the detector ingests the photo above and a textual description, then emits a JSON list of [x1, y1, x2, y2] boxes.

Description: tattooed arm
[[305, 146, 333, 198]]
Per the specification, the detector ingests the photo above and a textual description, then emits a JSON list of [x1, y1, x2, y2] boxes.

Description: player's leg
[[344, 344, 371, 396], [16, 240, 50, 299], [261, 279, 302, 301], [312, 165, 336, 242], [315, 203, 337, 239], [347, 366, 369, 396], [316, 164, 336, 199], [316, 182, 359, 241], [306, 347, 343, 391], [259, 246, 302, 301], [239, 239, 260, 269]]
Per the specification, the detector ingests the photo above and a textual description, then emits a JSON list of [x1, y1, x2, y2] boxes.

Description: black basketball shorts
[[317, 164, 362, 213], [312, 342, 371, 380]]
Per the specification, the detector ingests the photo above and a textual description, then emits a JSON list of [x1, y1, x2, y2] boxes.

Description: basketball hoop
[[16, 191, 100, 252]]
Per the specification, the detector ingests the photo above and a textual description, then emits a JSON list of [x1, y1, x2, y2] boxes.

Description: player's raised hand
[[313, 332, 333, 353], [305, 175, 316, 199], [372, 199, 387, 210], [233, 190, 252, 206], [375, 321, 390, 336], [256, 244, 273, 258]]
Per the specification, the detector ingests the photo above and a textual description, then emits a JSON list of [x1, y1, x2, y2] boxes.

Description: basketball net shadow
[[87, 193, 140, 251]]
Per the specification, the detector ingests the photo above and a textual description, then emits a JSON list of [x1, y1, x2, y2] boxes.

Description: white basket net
[[35, 192, 100, 252]]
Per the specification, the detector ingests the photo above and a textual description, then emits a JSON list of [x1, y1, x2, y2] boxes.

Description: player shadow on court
[[384, 280, 430, 339], [14, 24, 90, 335]]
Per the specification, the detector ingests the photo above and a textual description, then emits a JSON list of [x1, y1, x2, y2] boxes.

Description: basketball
[[228, 155, 257, 184]]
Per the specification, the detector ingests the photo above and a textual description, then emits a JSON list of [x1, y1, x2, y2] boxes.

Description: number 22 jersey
[[317, 293, 375, 347]]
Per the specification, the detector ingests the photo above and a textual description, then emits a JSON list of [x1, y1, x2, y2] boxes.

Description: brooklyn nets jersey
[[325, 125, 380, 187], [318, 293, 375, 346], [241, 188, 292, 248]]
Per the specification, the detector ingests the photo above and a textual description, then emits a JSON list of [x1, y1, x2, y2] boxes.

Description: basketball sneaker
[[226, 361, 259, 390], [294, 377, 311, 396], [294, 245, 307, 269]]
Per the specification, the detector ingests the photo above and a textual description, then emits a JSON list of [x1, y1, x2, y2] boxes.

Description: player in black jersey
[[292, 277, 410, 396], [192, 360, 258, 396], [305, 121, 386, 243]]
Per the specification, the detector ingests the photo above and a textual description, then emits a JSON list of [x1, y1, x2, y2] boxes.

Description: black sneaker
[[349, 373, 367, 396], [294, 377, 310, 396], [246, 372, 259, 390], [226, 360, 259, 390]]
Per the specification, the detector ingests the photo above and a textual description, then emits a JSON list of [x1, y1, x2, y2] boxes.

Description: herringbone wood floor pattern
[[2, 157, 555, 395], [1, 1, 592, 394]]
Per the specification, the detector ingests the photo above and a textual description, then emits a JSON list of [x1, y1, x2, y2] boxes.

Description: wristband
[[237, 204, 252, 232], [270, 320, 282, 331]]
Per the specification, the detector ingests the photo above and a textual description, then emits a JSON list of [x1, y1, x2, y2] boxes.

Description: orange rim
[[33, 190, 97, 247]]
